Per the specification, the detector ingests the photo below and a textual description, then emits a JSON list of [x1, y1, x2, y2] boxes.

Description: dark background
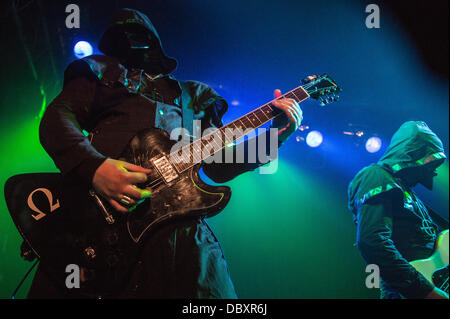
[[0, 0, 448, 299]]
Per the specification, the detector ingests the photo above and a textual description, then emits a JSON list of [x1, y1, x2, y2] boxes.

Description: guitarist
[[348, 121, 449, 299], [25, 8, 302, 298]]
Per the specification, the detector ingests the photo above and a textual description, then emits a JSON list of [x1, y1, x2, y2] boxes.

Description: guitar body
[[410, 229, 449, 293], [4, 128, 231, 297]]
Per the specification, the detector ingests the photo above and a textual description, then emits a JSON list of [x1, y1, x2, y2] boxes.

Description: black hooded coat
[[348, 121, 447, 299], [28, 8, 248, 298]]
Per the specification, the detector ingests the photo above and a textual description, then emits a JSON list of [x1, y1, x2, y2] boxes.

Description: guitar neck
[[171, 85, 310, 173]]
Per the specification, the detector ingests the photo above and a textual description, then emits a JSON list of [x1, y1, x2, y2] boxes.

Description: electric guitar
[[4, 74, 340, 297], [410, 229, 449, 293]]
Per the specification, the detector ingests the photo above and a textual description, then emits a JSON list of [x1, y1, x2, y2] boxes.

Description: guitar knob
[[84, 246, 96, 260]]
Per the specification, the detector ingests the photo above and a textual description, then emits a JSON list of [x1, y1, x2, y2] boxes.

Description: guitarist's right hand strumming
[[92, 159, 152, 213]]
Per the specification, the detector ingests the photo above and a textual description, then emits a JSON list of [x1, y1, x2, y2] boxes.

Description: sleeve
[[194, 83, 280, 183], [194, 83, 228, 130], [39, 59, 107, 186], [354, 169, 435, 299], [202, 131, 279, 183]]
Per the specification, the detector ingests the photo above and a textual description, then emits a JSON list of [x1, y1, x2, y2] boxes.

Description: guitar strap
[[179, 81, 195, 142], [425, 204, 449, 231]]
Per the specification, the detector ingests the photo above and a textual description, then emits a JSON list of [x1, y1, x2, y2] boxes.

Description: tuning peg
[[327, 95, 339, 103]]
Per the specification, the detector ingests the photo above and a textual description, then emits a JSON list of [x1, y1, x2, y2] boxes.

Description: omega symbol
[[27, 188, 60, 221]]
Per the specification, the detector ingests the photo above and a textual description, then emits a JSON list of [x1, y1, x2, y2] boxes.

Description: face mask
[[124, 30, 153, 50], [117, 26, 165, 74], [418, 159, 444, 190], [419, 168, 435, 190], [396, 160, 442, 190]]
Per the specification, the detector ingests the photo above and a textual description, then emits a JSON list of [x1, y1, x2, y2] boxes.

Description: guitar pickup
[[151, 155, 179, 184]]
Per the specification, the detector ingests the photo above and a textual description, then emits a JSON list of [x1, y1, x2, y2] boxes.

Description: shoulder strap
[[425, 204, 449, 230], [179, 81, 195, 141]]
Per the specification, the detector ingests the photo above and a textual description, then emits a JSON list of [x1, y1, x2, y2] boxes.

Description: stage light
[[298, 125, 310, 131], [365, 136, 382, 153], [74, 41, 93, 59], [306, 130, 323, 148]]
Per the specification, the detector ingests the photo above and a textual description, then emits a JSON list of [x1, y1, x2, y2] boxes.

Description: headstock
[[302, 74, 341, 106]]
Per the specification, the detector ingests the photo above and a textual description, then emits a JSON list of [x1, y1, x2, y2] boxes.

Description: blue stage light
[[365, 136, 382, 153], [306, 130, 323, 148], [73, 41, 93, 59]]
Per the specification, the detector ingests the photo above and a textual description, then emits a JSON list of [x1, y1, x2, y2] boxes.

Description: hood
[[348, 121, 446, 220], [378, 121, 446, 173], [98, 8, 177, 75]]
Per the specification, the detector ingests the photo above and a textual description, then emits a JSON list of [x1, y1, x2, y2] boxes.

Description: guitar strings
[[167, 80, 322, 173], [142, 111, 287, 190], [141, 79, 324, 191], [440, 276, 449, 291]]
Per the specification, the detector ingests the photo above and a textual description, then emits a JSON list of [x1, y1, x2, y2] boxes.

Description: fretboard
[[171, 85, 310, 173]]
